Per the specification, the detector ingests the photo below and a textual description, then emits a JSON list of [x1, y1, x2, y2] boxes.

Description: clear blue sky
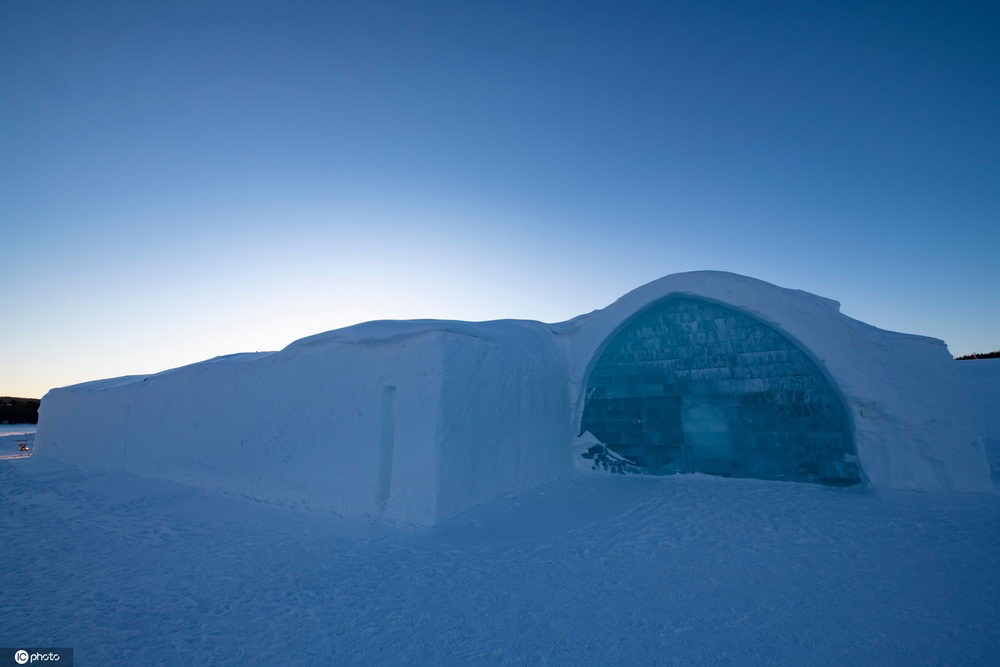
[[2, 1, 998, 398]]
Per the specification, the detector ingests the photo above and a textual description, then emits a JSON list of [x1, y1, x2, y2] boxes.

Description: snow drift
[[35, 271, 992, 525]]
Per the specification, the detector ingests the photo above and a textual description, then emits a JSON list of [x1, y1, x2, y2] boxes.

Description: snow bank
[[35, 271, 992, 527]]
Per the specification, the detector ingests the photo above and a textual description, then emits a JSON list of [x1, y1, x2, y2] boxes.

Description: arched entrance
[[581, 296, 860, 485]]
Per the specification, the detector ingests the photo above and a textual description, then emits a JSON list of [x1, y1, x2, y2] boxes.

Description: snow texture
[[1, 456, 998, 664], [37, 321, 568, 525], [34, 271, 992, 526], [955, 358, 1000, 488]]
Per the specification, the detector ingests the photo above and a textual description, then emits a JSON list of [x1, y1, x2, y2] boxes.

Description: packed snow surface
[[1, 456, 997, 665]]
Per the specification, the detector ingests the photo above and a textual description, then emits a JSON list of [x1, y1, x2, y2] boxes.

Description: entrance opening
[[581, 296, 859, 485]]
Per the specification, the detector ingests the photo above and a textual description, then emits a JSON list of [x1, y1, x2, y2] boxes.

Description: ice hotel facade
[[35, 272, 992, 525]]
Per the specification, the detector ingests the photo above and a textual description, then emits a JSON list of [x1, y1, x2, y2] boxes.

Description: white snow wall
[[38, 339, 442, 524], [553, 271, 992, 493], [954, 358, 1000, 487], [434, 322, 572, 520], [36, 320, 571, 525]]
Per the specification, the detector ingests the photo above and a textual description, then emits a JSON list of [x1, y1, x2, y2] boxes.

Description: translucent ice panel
[[581, 297, 860, 485]]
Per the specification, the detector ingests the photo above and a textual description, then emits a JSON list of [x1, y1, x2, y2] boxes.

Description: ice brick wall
[[581, 297, 859, 484]]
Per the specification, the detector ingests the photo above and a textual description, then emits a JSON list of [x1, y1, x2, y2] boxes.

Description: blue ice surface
[[582, 296, 859, 484]]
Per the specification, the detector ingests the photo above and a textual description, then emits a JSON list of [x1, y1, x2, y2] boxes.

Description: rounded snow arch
[[579, 293, 862, 485]]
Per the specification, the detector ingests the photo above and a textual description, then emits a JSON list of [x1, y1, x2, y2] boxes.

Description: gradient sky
[[2, 0, 998, 398]]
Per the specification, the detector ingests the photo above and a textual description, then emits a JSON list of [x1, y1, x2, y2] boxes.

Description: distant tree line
[[0, 397, 40, 424], [955, 350, 1000, 361]]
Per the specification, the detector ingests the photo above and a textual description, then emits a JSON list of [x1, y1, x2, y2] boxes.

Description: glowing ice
[[581, 297, 858, 484]]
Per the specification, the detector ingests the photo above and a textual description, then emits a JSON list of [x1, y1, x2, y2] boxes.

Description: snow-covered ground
[[2, 454, 998, 665]]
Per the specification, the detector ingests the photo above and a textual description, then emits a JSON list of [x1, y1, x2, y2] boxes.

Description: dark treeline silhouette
[[0, 397, 40, 424], [955, 350, 1000, 361]]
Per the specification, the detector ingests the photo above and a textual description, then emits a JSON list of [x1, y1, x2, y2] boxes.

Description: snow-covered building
[[35, 272, 993, 525]]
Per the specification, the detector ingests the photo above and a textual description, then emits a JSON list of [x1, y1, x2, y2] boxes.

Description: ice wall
[[582, 296, 858, 484], [557, 271, 992, 493]]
